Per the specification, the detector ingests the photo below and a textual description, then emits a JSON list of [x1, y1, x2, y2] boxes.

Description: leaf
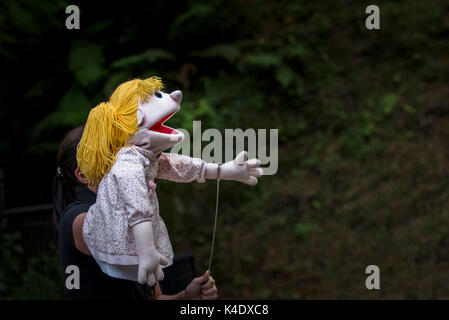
[[25, 141, 60, 156], [380, 93, 398, 115], [402, 104, 416, 114], [282, 44, 307, 58], [89, 21, 113, 34], [169, 4, 214, 38], [242, 53, 282, 68], [68, 42, 105, 87], [23, 80, 47, 101], [196, 98, 214, 117], [111, 48, 176, 69], [312, 200, 322, 209], [191, 44, 241, 63], [32, 87, 90, 139], [275, 64, 295, 88], [6, 2, 38, 35], [294, 223, 316, 238]]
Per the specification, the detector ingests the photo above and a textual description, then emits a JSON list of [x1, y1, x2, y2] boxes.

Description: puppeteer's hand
[[219, 151, 262, 185], [184, 270, 218, 300]]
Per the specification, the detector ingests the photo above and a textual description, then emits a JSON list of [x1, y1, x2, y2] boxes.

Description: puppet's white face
[[136, 89, 184, 145], [138, 90, 182, 134]]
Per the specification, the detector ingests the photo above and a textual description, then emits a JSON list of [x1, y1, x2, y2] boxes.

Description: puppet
[[77, 77, 262, 285]]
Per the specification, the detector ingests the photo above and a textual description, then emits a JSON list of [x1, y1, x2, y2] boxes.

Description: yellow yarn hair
[[77, 76, 163, 187]]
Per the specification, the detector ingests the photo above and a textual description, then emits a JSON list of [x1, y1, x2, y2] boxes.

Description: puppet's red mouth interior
[[149, 112, 177, 134]]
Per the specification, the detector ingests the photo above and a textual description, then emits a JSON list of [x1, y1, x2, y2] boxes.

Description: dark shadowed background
[[0, 0, 448, 299]]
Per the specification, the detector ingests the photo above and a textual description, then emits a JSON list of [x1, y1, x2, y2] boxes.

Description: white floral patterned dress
[[82, 146, 207, 281]]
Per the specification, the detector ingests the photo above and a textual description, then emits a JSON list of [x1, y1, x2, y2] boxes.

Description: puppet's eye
[[154, 92, 162, 98]]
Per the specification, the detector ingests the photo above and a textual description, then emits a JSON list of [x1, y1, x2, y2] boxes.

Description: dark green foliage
[[0, 0, 448, 299]]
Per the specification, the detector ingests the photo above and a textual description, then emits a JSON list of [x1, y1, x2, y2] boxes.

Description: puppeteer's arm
[[73, 212, 91, 255]]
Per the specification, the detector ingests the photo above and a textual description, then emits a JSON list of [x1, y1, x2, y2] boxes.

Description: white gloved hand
[[132, 221, 168, 286], [137, 247, 168, 286], [205, 151, 263, 185]]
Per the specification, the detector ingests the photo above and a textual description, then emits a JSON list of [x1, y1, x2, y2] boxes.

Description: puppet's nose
[[170, 90, 183, 103]]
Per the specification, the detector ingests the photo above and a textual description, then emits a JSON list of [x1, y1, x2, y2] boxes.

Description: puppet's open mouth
[[149, 112, 178, 135]]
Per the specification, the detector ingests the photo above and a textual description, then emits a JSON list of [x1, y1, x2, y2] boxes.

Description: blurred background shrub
[[0, 0, 448, 299]]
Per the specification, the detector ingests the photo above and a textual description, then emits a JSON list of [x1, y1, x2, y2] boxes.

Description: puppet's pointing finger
[[246, 159, 261, 168], [249, 168, 263, 177]]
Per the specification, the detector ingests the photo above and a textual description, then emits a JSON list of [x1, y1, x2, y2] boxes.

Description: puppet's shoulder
[[110, 147, 149, 176]]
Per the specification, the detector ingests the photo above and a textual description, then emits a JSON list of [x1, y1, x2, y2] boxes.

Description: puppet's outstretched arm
[[156, 153, 206, 183], [157, 151, 262, 185]]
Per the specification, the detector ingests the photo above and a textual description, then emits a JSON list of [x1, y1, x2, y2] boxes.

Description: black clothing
[[58, 184, 150, 300]]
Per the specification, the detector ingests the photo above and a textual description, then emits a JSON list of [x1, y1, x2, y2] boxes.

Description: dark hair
[[52, 125, 85, 230]]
